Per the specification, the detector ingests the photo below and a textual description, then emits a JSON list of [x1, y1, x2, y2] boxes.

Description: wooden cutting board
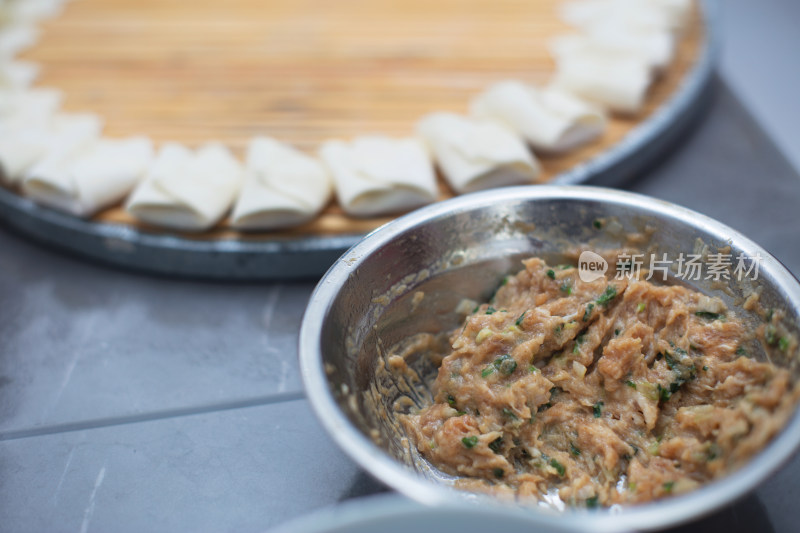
[[17, 0, 704, 240]]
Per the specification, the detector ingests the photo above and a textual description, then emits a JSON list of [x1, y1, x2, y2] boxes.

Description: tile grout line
[[0, 390, 307, 442]]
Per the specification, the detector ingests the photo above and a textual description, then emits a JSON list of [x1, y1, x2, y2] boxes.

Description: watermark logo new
[[576, 250, 762, 283], [579, 251, 608, 282]]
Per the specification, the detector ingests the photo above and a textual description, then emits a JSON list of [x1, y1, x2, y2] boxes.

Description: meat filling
[[400, 257, 799, 506]]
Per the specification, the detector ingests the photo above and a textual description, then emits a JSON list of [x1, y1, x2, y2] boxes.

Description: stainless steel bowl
[[299, 185, 800, 532]]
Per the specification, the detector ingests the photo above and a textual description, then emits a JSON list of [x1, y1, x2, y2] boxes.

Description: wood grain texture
[[15, 0, 704, 239]]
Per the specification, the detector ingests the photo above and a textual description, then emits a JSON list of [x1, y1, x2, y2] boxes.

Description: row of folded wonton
[[0, 0, 695, 232]]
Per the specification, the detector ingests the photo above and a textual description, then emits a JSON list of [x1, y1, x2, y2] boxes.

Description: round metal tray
[[0, 0, 719, 280]]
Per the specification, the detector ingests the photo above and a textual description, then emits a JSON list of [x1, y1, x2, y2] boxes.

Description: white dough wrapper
[[0, 112, 102, 185], [0, 60, 38, 88], [649, 0, 694, 27], [416, 112, 540, 194], [319, 136, 437, 217], [231, 137, 332, 230], [558, 0, 692, 34], [0, 87, 62, 131], [22, 137, 153, 217], [470, 81, 606, 154], [0, 24, 39, 57], [126, 142, 244, 231], [1, 0, 68, 24], [550, 28, 675, 73], [551, 49, 654, 115]]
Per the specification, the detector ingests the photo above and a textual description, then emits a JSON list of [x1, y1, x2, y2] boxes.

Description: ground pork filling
[[400, 257, 799, 507]]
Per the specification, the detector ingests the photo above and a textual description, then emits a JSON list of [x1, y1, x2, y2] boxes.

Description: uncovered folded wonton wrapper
[[550, 29, 675, 73], [470, 81, 606, 154], [0, 24, 39, 57], [0, 87, 62, 132], [126, 142, 244, 231], [649, 0, 694, 28], [22, 136, 153, 217], [559, 0, 692, 34], [0, 60, 38, 88], [416, 112, 540, 194], [0, 0, 68, 24], [551, 49, 653, 115], [0, 112, 102, 185], [231, 137, 332, 230], [319, 136, 437, 217]]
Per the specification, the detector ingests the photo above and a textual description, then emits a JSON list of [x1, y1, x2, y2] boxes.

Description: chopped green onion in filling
[[596, 286, 618, 306], [695, 311, 723, 321], [461, 436, 479, 448], [550, 459, 566, 476]]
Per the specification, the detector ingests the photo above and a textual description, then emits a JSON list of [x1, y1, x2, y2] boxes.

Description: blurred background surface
[[722, 0, 800, 174]]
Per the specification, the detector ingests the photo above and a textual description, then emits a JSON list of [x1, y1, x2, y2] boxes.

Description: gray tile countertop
[[719, 0, 800, 175], [2, 81, 800, 532]]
